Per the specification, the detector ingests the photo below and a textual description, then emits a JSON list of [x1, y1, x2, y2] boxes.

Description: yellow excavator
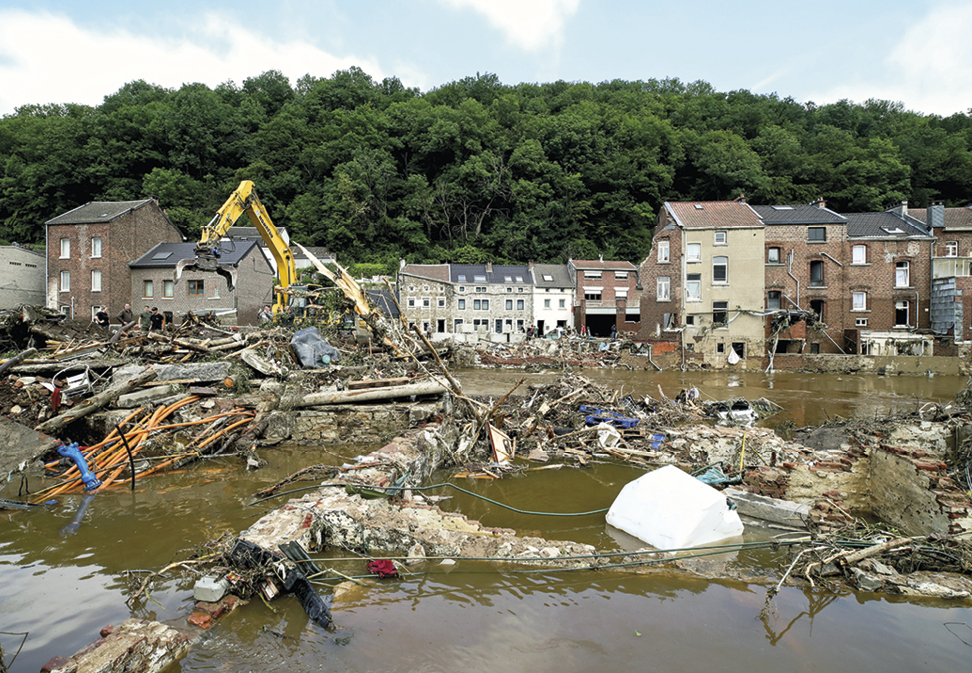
[[175, 180, 381, 334]]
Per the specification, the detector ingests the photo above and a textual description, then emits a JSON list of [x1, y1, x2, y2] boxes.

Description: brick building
[[568, 259, 640, 337], [129, 241, 273, 325], [46, 199, 182, 320]]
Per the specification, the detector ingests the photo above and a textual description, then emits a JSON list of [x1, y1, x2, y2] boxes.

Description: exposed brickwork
[[46, 200, 182, 321]]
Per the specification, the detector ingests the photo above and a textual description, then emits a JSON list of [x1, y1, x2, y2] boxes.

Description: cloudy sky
[[0, 0, 969, 117]]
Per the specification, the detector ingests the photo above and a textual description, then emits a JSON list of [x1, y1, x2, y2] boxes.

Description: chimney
[[929, 201, 945, 229], [734, 192, 747, 203], [599, 254, 603, 262], [900, 200, 908, 217], [528, 260, 534, 271], [812, 198, 827, 209], [486, 261, 492, 273]]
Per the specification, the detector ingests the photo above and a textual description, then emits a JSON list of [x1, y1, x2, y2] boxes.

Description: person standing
[[94, 307, 110, 330], [117, 303, 134, 326], [610, 324, 617, 339], [258, 305, 273, 323], [138, 305, 152, 332], [149, 307, 165, 332]]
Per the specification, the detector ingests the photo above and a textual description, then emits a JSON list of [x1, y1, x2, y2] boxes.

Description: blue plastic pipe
[[57, 442, 101, 491]]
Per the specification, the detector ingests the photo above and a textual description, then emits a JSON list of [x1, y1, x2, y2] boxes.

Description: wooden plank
[[346, 377, 410, 391]]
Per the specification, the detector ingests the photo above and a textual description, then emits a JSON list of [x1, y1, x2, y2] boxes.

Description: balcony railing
[[933, 257, 972, 279]]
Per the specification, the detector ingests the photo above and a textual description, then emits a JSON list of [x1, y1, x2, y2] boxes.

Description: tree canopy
[[2, 68, 969, 270]]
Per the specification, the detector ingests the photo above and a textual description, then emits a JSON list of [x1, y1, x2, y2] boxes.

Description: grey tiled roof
[[844, 212, 931, 239], [532, 264, 571, 287], [908, 207, 972, 230], [752, 204, 847, 224], [450, 264, 533, 285], [47, 199, 154, 225], [129, 241, 259, 268]]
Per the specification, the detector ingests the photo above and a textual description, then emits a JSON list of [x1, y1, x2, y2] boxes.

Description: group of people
[[93, 303, 166, 332]]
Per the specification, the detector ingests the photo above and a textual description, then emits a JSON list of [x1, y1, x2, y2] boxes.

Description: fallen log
[[346, 377, 411, 390], [35, 366, 158, 435], [0, 347, 37, 377], [240, 349, 284, 377], [295, 379, 447, 407]]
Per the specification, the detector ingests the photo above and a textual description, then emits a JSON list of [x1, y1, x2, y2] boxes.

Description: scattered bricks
[[936, 477, 956, 489], [814, 461, 848, 471], [823, 490, 843, 499], [914, 460, 945, 472], [99, 625, 115, 638], [188, 612, 213, 629], [194, 600, 229, 621]]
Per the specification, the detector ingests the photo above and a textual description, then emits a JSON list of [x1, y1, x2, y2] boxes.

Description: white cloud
[[811, 3, 972, 116], [438, 0, 580, 51], [0, 9, 404, 115]]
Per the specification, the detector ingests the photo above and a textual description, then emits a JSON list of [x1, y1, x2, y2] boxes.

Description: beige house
[[0, 245, 45, 308]]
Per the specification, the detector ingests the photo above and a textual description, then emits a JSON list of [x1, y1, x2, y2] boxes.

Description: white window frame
[[91, 237, 102, 258], [714, 231, 727, 245], [767, 290, 781, 310], [91, 269, 102, 292], [544, 299, 551, 308], [852, 292, 867, 311], [657, 240, 670, 263], [945, 241, 959, 258], [458, 298, 466, 310], [60, 238, 70, 259], [852, 245, 867, 265], [558, 299, 566, 308], [895, 300, 910, 327], [895, 261, 910, 287], [686, 273, 701, 301], [686, 243, 701, 263], [59, 270, 70, 292], [712, 256, 728, 284], [616, 288, 629, 298], [615, 271, 628, 280], [766, 247, 781, 264], [657, 276, 670, 301]]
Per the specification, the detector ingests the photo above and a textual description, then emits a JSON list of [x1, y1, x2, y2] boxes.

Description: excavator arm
[[175, 180, 297, 312]]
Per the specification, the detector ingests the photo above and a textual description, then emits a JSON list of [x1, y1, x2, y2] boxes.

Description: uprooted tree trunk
[[35, 366, 158, 435]]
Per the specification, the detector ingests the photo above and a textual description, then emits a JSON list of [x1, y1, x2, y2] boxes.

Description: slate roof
[[367, 289, 400, 319], [401, 264, 450, 282], [450, 264, 533, 285], [908, 207, 972, 231], [752, 204, 846, 225], [129, 241, 259, 268], [224, 226, 290, 242], [568, 259, 637, 270], [666, 201, 763, 229], [46, 199, 156, 225], [532, 264, 572, 287], [844, 212, 931, 239]]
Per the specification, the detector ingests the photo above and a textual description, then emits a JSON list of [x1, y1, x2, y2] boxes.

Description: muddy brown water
[[1, 372, 971, 672]]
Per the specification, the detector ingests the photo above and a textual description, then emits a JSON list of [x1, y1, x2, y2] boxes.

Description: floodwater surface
[[1, 372, 971, 672]]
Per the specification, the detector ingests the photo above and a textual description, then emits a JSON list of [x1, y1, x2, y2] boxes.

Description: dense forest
[[1, 68, 971, 273]]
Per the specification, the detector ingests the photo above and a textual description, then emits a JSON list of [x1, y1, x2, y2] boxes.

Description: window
[[731, 343, 745, 358], [422, 298, 430, 307], [142, 279, 153, 298], [945, 241, 959, 257], [457, 275, 467, 282], [458, 286, 466, 293], [544, 299, 551, 309], [91, 269, 101, 292], [713, 256, 728, 284], [686, 273, 701, 301], [517, 287, 524, 293], [475, 286, 487, 293], [542, 274, 553, 282], [59, 238, 70, 259], [59, 270, 70, 292], [716, 342, 725, 354], [584, 290, 602, 301], [767, 290, 781, 310], [712, 302, 728, 325], [767, 247, 781, 264], [584, 271, 602, 279], [808, 227, 826, 242], [559, 299, 566, 308], [91, 237, 102, 258], [657, 276, 670, 301], [504, 276, 513, 282], [809, 299, 825, 323], [714, 231, 727, 245], [616, 271, 628, 280], [454, 318, 464, 330], [422, 285, 429, 292], [657, 240, 670, 263], [188, 280, 204, 296], [506, 299, 513, 310], [517, 299, 524, 310], [495, 319, 503, 333], [407, 298, 415, 308], [809, 260, 824, 286], [895, 300, 910, 327], [852, 245, 867, 265], [686, 315, 695, 325], [473, 299, 481, 310], [616, 288, 629, 299], [163, 280, 174, 298], [438, 298, 445, 307], [856, 317, 868, 327], [506, 287, 513, 293], [686, 243, 701, 263], [852, 291, 867, 311], [482, 299, 489, 310], [473, 275, 486, 282], [458, 299, 466, 310], [895, 261, 910, 287]]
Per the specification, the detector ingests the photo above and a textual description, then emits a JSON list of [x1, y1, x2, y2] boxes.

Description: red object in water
[[367, 559, 398, 578]]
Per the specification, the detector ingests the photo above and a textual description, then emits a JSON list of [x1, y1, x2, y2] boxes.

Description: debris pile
[[463, 336, 648, 370]]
